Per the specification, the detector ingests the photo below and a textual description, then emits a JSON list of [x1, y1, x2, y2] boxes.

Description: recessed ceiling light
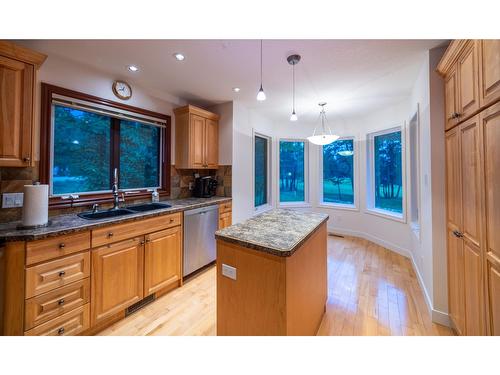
[[128, 65, 139, 72], [173, 53, 185, 61], [232, 87, 240, 92]]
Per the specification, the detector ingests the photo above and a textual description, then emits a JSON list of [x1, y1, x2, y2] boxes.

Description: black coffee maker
[[193, 176, 218, 198]]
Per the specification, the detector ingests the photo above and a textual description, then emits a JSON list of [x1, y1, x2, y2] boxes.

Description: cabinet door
[[480, 101, 500, 335], [478, 39, 500, 108], [463, 239, 484, 335], [219, 212, 232, 230], [445, 69, 459, 131], [457, 41, 480, 121], [446, 127, 462, 231], [447, 228, 466, 335], [190, 114, 206, 168], [91, 237, 144, 325], [460, 116, 482, 248], [0, 56, 33, 167], [144, 227, 182, 296], [205, 118, 219, 168]]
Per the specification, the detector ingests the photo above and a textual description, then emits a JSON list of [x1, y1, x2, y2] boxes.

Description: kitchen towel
[[22, 184, 49, 227]]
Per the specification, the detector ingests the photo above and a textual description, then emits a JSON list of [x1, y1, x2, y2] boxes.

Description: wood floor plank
[[98, 235, 454, 336]]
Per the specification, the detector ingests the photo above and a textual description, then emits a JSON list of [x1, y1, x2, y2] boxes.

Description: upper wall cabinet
[[438, 39, 499, 131], [0, 41, 46, 167], [174, 105, 219, 169]]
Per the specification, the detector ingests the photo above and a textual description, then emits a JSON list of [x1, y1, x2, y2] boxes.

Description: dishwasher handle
[[184, 204, 219, 217]]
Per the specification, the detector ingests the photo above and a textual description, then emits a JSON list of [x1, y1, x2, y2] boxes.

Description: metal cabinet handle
[[59, 243, 65, 249], [453, 230, 464, 238], [169, 218, 174, 223], [58, 271, 66, 277], [57, 327, 65, 335], [58, 299, 65, 305], [107, 232, 114, 238], [23, 156, 31, 163], [140, 240, 145, 245]]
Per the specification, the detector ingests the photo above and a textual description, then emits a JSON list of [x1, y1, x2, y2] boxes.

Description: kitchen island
[[215, 209, 328, 336]]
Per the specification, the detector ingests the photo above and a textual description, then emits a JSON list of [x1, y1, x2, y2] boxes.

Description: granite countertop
[[215, 208, 329, 257], [0, 197, 231, 242]]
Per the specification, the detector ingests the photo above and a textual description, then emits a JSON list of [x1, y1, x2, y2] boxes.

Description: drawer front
[[25, 278, 90, 330], [26, 231, 91, 266], [24, 304, 90, 336], [219, 201, 232, 214], [91, 213, 182, 247], [25, 252, 90, 298]]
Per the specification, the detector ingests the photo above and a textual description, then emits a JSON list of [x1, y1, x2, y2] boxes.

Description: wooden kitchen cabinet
[[174, 105, 219, 169], [478, 40, 500, 108], [144, 226, 182, 296], [457, 41, 480, 121], [480, 101, 500, 335], [0, 41, 46, 167], [218, 202, 232, 229], [444, 68, 459, 130], [91, 237, 144, 325]]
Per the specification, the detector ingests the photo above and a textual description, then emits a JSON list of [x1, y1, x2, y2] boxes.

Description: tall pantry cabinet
[[438, 40, 500, 335]]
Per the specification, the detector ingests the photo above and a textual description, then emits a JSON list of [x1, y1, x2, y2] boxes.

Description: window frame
[[40, 83, 171, 209], [318, 136, 359, 211], [277, 138, 310, 207], [252, 130, 273, 213], [366, 125, 407, 222]]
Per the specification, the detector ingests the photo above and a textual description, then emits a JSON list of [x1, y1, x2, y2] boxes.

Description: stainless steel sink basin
[[78, 208, 134, 220], [126, 202, 172, 212]]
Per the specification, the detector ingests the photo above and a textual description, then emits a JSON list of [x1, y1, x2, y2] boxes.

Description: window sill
[[365, 208, 406, 223], [254, 204, 274, 215], [278, 202, 312, 209], [317, 202, 358, 212]]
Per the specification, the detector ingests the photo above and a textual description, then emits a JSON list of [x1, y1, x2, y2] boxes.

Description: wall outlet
[[222, 264, 237, 280], [2, 192, 24, 208]]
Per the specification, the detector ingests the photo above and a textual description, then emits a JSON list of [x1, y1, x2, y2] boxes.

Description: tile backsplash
[[0, 164, 231, 224]]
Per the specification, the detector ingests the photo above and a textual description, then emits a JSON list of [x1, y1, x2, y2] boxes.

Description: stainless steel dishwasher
[[183, 204, 219, 277]]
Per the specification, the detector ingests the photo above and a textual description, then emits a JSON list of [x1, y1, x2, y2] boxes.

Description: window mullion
[[110, 118, 121, 189]]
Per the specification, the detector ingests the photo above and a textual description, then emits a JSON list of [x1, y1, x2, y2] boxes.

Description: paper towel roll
[[22, 184, 49, 227]]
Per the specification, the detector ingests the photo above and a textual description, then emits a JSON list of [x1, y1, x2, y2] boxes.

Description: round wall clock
[[112, 80, 132, 100]]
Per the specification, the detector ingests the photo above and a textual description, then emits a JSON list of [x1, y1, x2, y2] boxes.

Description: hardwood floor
[[98, 235, 454, 336]]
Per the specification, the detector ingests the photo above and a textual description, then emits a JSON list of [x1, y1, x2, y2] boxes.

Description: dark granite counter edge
[[215, 214, 329, 257], [1, 197, 232, 242]]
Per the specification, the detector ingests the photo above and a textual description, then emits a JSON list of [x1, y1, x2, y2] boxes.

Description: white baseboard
[[329, 226, 451, 328]]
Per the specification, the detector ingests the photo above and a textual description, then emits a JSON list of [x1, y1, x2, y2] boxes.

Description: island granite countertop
[[215, 208, 328, 257], [0, 197, 231, 242]]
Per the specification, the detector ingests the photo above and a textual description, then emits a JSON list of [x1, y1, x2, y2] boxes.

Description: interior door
[[144, 227, 182, 296], [91, 237, 144, 325], [190, 114, 206, 168], [478, 39, 500, 108], [481, 101, 500, 335], [0, 56, 33, 167], [457, 41, 480, 121], [445, 127, 465, 334], [205, 118, 218, 168], [445, 69, 459, 131]]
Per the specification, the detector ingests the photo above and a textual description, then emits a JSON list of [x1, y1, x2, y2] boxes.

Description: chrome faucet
[[111, 168, 120, 210]]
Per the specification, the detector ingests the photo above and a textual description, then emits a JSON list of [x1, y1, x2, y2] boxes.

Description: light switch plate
[[2, 192, 24, 208], [222, 264, 237, 280]]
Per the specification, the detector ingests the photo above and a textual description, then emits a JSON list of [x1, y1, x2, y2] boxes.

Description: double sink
[[78, 202, 172, 220]]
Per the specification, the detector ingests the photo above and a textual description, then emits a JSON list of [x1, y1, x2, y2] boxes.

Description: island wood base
[[216, 222, 327, 336]]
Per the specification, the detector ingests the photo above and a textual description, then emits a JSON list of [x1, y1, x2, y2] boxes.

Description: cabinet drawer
[[219, 201, 232, 214], [24, 304, 90, 336], [26, 231, 91, 266], [25, 252, 90, 298], [91, 213, 182, 247], [25, 278, 90, 330]]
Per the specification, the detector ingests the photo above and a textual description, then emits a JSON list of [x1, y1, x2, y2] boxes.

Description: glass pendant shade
[[338, 150, 354, 156], [308, 103, 339, 146], [257, 85, 266, 101], [290, 111, 298, 121]]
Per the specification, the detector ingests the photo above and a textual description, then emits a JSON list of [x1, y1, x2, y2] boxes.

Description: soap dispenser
[[152, 188, 159, 203]]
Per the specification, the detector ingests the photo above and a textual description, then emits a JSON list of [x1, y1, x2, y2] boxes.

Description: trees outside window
[[322, 139, 355, 205], [279, 140, 306, 203]]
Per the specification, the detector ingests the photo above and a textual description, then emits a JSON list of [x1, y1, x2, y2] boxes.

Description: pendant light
[[287, 54, 301, 121], [307, 102, 339, 145], [256, 40, 266, 101]]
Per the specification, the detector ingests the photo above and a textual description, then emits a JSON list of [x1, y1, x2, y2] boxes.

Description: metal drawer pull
[[57, 327, 65, 335], [169, 218, 174, 223], [58, 299, 65, 305], [107, 232, 114, 238], [453, 230, 464, 238], [59, 243, 65, 249], [58, 271, 66, 277]]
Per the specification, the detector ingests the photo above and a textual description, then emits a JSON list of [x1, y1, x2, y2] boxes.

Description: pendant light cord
[[260, 39, 263, 86], [292, 62, 295, 111]]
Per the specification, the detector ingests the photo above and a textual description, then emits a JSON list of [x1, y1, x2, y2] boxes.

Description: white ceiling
[[19, 39, 446, 123]]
